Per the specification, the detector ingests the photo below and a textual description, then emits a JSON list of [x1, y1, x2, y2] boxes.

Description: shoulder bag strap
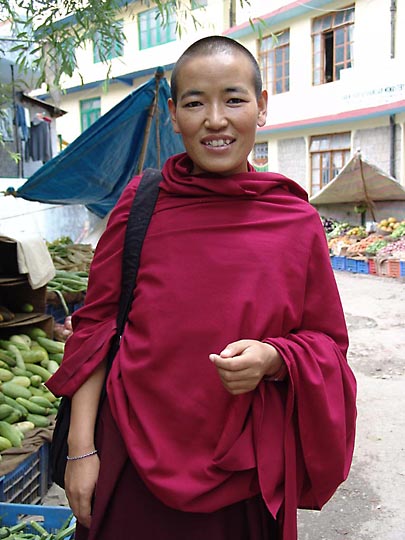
[[116, 168, 162, 335]]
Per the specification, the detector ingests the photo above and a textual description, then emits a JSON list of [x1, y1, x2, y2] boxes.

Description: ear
[[168, 98, 181, 134], [257, 90, 268, 128]]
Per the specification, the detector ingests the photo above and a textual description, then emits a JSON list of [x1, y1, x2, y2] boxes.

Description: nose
[[204, 104, 228, 130]]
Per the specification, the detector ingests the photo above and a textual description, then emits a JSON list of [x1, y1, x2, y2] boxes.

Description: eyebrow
[[179, 86, 250, 101]]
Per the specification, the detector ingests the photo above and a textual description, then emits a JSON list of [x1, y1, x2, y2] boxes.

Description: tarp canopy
[[16, 71, 184, 217], [310, 152, 405, 206]]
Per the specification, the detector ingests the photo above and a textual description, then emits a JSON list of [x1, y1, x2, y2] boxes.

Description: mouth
[[202, 138, 234, 148]]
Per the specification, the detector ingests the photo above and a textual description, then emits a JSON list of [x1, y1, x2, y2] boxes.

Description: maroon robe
[[47, 152, 357, 539]]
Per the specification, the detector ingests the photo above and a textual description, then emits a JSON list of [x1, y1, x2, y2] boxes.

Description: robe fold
[[47, 152, 357, 539]]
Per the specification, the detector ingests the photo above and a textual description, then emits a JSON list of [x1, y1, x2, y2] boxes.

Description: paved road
[[299, 271, 405, 540]]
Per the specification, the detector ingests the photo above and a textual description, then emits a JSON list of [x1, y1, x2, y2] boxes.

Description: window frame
[[138, 6, 177, 50], [312, 5, 354, 85], [258, 30, 290, 95], [252, 142, 269, 171], [80, 97, 101, 132], [309, 132, 351, 195]]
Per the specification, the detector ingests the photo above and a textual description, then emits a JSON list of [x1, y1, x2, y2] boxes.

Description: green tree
[[0, 0, 220, 91]]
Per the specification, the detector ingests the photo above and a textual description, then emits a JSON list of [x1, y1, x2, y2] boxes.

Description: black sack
[[49, 168, 162, 489], [49, 395, 71, 489]]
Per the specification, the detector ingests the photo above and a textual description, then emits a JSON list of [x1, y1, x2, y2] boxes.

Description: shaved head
[[170, 35, 262, 105]]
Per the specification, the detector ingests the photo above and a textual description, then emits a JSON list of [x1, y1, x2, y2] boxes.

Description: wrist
[[262, 342, 288, 382], [264, 362, 288, 382]]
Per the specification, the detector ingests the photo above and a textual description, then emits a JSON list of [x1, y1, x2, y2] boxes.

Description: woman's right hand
[[64, 453, 100, 529]]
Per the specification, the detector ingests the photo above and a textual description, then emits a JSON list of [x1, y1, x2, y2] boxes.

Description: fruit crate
[[355, 259, 369, 274], [331, 256, 346, 271], [0, 502, 74, 537], [0, 443, 49, 504], [387, 259, 401, 278], [368, 258, 377, 275], [345, 258, 358, 273]]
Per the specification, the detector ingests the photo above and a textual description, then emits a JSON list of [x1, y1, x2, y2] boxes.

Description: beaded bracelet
[[66, 449, 98, 461]]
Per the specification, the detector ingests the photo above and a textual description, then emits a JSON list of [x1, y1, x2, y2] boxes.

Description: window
[[80, 98, 101, 132], [191, 0, 207, 8], [310, 133, 351, 195], [93, 21, 124, 63], [258, 30, 290, 95], [138, 7, 176, 50], [312, 6, 354, 85], [252, 142, 268, 171]]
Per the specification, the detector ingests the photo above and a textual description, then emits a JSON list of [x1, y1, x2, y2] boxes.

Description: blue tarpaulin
[[16, 72, 184, 218]]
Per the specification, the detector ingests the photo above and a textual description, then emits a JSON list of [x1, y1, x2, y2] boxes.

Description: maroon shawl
[[48, 152, 357, 539]]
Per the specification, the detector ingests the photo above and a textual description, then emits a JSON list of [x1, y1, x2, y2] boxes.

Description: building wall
[[35, 0, 405, 205], [353, 125, 402, 179], [277, 137, 307, 186], [227, 0, 405, 196]]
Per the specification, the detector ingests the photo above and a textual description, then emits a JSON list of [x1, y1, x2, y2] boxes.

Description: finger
[[219, 339, 254, 358], [76, 499, 92, 528], [210, 353, 253, 372]]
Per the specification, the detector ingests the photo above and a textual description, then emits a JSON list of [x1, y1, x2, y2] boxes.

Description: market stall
[[0, 237, 69, 504], [311, 152, 405, 279]]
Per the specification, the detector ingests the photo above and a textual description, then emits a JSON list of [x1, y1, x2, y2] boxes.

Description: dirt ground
[[298, 271, 405, 540], [44, 271, 405, 539]]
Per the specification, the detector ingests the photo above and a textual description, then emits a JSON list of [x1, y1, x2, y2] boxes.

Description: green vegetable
[[1, 381, 32, 400], [0, 420, 23, 447], [36, 337, 65, 355], [26, 413, 50, 428], [26, 327, 48, 340]]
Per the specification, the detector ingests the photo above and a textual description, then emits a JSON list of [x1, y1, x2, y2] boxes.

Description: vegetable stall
[[0, 233, 93, 531]]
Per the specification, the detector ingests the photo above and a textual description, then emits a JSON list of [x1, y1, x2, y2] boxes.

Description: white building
[[43, 0, 405, 201]]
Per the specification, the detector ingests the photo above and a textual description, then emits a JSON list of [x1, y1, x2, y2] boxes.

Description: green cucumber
[[0, 368, 13, 382], [22, 364, 52, 382], [1, 381, 32, 400], [0, 420, 23, 447], [16, 397, 49, 415], [29, 395, 54, 409], [26, 413, 50, 428], [0, 404, 15, 420], [36, 337, 65, 355], [0, 435, 12, 451], [4, 395, 28, 416]]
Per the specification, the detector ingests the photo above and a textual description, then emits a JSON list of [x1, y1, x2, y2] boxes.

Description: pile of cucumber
[[0, 328, 64, 454], [0, 512, 75, 540]]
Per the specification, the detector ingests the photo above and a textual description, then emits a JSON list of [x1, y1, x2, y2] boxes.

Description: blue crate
[[331, 256, 346, 271], [345, 258, 358, 272], [0, 502, 74, 536], [0, 444, 49, 504], [356, 259, 369, 274], [401, 261, 405, 277]]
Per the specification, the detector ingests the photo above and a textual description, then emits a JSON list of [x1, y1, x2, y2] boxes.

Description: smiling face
[[168, 51, 267, 176]]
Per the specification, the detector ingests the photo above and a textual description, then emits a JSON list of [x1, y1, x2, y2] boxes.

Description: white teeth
[[206, 139, 231, 147]]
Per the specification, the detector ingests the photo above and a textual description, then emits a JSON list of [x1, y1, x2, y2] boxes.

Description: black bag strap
[[116, 168, 162, 336]]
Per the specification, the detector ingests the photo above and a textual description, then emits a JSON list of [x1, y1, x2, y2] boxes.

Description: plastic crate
[[0, 443, 49, 504], [356, 259, 369, 274], [345, 258, 358, 273], [368, 258, 377, 275], [331, 256, 346, 271], [0, 502, 74, 536], [401, 261, 405, 277], [387, 259, 401, 278]]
